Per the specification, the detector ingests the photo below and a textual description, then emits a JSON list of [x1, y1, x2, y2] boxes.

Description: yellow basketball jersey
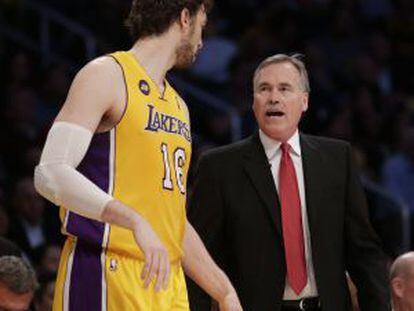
[[59, 51, 191, 262]]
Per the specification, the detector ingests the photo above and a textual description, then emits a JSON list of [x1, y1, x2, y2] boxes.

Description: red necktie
[[279, 142, 307, 295]]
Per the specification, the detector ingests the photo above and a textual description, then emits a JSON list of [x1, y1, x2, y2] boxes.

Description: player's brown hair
[[125, 0, 214, 42]]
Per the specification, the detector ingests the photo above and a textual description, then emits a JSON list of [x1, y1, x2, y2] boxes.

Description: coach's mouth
[[265, 110, 285, 117]]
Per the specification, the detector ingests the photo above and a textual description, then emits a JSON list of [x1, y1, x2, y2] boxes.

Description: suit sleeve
[[344, 144, 391, 311], [187, 153, 226, 311]]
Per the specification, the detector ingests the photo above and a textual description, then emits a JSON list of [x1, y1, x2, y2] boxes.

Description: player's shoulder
[[69, 54, 125, 103], [76, 55, 123, 81], [62, 54, 126, 116]]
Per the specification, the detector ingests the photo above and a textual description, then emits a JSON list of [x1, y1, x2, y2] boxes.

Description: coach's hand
[[219, 292, 243, 311], [133, 216, 170, 292]]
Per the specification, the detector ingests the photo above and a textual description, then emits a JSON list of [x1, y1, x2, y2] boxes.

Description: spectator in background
[[383, 121, 414, 210], [0, 237, 22, 258], [0, 204, 9, 237], [0, 256, 38, 311], [7, 177, 59, 264], [390, 252, 414, 311], [190, 12, 237, 85], [389, 0, 414, 94], [0, 156, 6, 186], [38, 64, 71, 129], [37, 244, 61, 276], [359, 0, 392, 21], [366, 32, 393, 96], [383, 120, 414, 248], [353, 146, 411, 257], [33, 273, 56, 311], [6, 52, 34, 95], [5, 86, 39, 137], [363, 180, 411, 257], [2, 87, 40, 179], [22, 146, 43, 178]]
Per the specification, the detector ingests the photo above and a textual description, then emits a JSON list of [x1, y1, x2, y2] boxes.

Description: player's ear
[[178, 8, 191, 32]]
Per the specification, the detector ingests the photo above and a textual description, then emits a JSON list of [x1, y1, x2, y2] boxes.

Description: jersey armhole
[[105, 54, 128, 131]]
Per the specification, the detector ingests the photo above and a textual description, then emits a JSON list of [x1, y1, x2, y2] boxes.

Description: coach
[[187, 54, 390, 311]]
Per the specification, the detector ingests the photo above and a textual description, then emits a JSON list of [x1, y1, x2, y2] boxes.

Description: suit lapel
[[242, 134, 282, 236], [241, 133, 330, 238], [300, 134, 326, 243]]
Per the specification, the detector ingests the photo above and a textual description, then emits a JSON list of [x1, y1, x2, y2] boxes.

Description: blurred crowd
[[1, 0, 414, 309]]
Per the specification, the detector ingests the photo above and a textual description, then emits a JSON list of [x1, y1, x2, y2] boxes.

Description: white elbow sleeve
[[34, 122, 113, 220]]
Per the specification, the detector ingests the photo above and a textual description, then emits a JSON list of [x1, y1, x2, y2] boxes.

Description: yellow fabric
[[105, 252, 190, 311], [53, 238, 73, 311], [107, 51, 192, 262], [54, 239, 189, 311]]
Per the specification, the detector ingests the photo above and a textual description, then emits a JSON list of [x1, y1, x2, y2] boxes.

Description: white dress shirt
[[259, 130, 318, 300]]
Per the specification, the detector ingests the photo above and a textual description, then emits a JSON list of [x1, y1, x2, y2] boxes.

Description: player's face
[[252, 62, 308, 142], [175, 6, 207, 68]]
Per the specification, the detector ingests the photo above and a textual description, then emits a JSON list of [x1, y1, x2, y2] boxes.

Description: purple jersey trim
[[66, 132, 109, 245], [66, 132, 111, 310], [69, 241, 103, 310]]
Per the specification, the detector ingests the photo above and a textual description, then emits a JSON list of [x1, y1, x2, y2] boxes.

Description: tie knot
[[281, 142, 291, 154]]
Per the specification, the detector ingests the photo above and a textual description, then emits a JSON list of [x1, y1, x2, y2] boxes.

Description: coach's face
[[253, 62, 308, 142]]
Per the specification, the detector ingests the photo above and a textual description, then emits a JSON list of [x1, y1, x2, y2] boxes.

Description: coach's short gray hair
[[0, 256, 38, 294], [253, 53, 310, 92]]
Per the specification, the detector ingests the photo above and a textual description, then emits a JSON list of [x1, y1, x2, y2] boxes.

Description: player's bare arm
[[182, 221, 243, 311], [34, 56, 171, 291], [54, 56, 124, 132]]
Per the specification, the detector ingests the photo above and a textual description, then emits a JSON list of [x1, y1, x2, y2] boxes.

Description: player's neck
[[130, 35, 177, 93]]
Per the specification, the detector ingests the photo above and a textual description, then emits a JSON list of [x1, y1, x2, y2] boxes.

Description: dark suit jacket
[[187, 133, 390, 311]]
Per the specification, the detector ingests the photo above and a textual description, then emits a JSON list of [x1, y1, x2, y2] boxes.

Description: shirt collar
[[259, 129, 301, 161]]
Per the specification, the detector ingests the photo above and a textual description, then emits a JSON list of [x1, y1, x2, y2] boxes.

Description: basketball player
[[34, 1, 242, 310]]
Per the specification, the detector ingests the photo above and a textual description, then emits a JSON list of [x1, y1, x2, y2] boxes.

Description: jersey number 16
[[161, 143, 186, 194]]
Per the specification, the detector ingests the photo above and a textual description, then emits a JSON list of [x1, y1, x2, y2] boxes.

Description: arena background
[[0, 0, 413, 309]]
